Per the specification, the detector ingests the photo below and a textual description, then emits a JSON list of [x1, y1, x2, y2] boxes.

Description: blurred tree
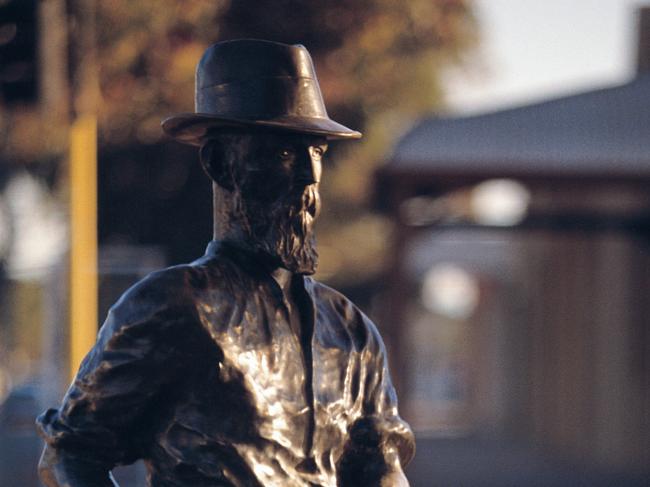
[[217, 0, 477, 286], [2, 0, 476, 286], [92, 0, 476, 286], [0, 0, 38, 105], [94, 0, 224, 145]]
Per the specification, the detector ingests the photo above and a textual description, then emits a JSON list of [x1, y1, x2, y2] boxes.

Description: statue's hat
[[162, 39, 362, 145]]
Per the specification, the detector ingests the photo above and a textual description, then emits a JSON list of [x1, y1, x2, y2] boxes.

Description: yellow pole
[[69, 114, 98, 377]]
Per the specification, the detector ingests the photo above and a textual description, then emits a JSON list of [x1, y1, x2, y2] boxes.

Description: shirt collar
[[204, 239, 280, 278], [204, 240, 312, 290]]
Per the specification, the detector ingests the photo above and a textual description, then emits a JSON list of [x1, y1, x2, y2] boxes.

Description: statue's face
[[230, 132, 327, 274]]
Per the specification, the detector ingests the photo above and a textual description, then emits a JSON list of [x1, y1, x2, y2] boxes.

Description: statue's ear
[[199, 140, 234, 191]]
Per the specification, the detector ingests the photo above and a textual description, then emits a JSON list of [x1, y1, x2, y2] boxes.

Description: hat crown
[[194, 39, 327, 120], [197, 39, 315, 89], [161, 39, 362, 145]]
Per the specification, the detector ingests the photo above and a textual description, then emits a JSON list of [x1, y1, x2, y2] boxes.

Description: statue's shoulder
[[305, 277, 354, 308], [115, 263, 199, 306], [116, 249, 240, 304], [305, 277, 386, 353], [103, 262, 211, 332], [106, 249, 247, 325]]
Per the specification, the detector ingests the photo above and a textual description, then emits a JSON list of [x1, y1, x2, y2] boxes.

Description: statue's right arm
[[36, 269, 197, 487], [38, 445, 117, 487]]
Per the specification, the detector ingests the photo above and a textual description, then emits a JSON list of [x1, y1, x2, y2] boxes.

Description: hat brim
[[161, 113, 362, 146]]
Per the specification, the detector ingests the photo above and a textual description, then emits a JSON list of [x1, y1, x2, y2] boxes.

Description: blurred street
[[407, 437, 649, 487]]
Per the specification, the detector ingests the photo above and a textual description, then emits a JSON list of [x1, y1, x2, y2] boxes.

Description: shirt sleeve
[[36, 269, 198, 468], [336, 311, 415, 486], [361, 316, 416, 469]]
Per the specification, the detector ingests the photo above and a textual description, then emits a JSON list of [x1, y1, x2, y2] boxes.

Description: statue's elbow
[[37, 445, 116, 487], [38, 446, 61, 487]]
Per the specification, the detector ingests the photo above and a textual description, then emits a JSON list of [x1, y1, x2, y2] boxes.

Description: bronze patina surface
[[37, 40, 414, 487], [161, 39, 362, 145]]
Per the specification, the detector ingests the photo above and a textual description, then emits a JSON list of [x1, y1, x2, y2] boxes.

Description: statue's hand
[[38, 446, 118, 487], [380, 469, 410, 487]]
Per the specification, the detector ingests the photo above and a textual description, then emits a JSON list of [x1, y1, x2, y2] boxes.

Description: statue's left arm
[[337, 315, 415, 487]]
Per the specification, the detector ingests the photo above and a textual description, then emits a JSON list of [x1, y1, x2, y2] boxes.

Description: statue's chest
[[223, 308, 309, 410], [195, 291, 313, 443], [197, 290, 355, 448]]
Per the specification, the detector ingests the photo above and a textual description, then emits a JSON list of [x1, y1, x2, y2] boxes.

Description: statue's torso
[[37, 242, 413, 487], [147, 244, 381, 486]]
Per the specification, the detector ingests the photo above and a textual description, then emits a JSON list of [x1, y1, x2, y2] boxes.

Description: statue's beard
[[235, 185, 320, 274]]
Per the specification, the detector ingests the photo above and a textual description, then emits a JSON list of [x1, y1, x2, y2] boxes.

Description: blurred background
[[0, 0, 649, 485]]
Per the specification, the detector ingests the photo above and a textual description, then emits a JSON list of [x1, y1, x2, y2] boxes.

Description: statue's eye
[[312, 147, 324, 157], [277, 147, 294, 160]]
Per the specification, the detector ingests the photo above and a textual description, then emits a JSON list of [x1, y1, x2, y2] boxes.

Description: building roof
[[386, 74, 650, 180]]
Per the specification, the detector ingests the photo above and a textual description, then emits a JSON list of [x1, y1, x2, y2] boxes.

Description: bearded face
[[236, 180, 320, 274], [204, 131, 327, 275]]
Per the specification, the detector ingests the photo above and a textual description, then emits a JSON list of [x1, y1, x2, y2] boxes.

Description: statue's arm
[[334, 325, 414, 485], [381, 470, 409, 487], [38, 445, 117, 487], [337, 415, 413, 487], [379, 441, 410, 487], [36, 269, 197, 487]]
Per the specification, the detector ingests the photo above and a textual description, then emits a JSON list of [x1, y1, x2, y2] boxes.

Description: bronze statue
[[37, 39, 414, 487]]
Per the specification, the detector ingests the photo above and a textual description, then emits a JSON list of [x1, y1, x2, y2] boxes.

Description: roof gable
[[390, 75, 650, 178]]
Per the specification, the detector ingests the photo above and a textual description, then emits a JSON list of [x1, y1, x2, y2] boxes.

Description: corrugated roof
[[389, 75, 650, 178]]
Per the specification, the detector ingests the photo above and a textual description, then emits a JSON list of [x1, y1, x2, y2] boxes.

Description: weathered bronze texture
[[37, 40, 414, 487]]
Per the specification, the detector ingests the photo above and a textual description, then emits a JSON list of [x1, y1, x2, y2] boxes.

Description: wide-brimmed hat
[[161, 39, 362, 146]]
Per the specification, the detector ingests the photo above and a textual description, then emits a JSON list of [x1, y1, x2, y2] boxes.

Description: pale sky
[[443, 0, 650, 114]]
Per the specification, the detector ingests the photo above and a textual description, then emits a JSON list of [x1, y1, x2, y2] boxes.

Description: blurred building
[[376, 8, 650, 486]]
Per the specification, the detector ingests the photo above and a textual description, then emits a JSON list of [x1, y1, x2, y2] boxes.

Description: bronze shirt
[[37, 241, 414, 486]]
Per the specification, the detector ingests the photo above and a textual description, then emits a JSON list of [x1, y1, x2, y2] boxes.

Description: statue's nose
[[295, 148, 322, 186]]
